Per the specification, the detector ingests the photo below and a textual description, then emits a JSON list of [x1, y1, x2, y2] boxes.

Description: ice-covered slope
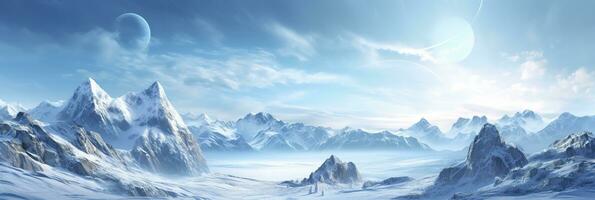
[[318, 128, 432, 151], [57, 78, 208, 175]]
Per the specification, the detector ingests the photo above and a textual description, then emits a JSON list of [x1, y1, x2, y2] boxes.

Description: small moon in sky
[[430, 17, 475, 64], [115, 13, 151, 50]]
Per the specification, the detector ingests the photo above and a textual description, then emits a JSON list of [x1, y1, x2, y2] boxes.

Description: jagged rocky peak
[[242, 112, 277, 123], [14, 112, 34, 124], [515, 109, 541, 120], [55, 78, 208, 175], [143, 81, 166, 98], [79, 78, 112, 102], [469, 115, 488, 126], [307, 155, 361, 185], [436, 123, 527, 186], [410, 118, 431, 129], [536, 132, 595, 159], [284, 155, 361, 186]]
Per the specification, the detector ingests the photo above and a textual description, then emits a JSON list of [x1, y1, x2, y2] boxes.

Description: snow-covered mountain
[[0, 99, 25, 120], [459, 132, 595, 199], [282, 155, 361, 186], [523, 112, 595, 153], [28, 100, 64, 123], [432, 124, 527, 194], [398, 118, 448, 149], [184, 113, 253, 151], [186, 112, 334, 152], [251, 122, 334, 151], [318, 128, 432, 151], [448, 115, 488, 137], [236, 112, 285, 140], [497, 110, 545, 133], [0, 112, 212, 197], [54, 78, 208, 175]]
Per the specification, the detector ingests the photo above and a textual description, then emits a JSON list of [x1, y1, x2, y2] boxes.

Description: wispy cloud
[[266, 22, 316, 61]]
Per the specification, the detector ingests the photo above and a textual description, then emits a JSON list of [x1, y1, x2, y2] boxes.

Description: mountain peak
[[325, 154, 341, 165], [77, 78, 111, 101], [473, 123, 502, 145], [559, 112, 576, 119], [413, 118, 431, 127], [143, 81, 166, 98], [14, 112, 34, 124], [550, 131, 595, 158], [243, 112, 277, 123]]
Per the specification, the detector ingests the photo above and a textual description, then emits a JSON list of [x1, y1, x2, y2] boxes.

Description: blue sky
[[2, 0, 595, 130]]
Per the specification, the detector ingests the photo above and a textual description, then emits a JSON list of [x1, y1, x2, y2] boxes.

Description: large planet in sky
[[115, 13, 151, 50], [429, 17, 475, 64]]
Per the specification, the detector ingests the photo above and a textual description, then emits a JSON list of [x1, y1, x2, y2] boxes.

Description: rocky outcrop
[[435, 124, 527, 186], [282, 155, 361, 187], [532, 132, 595, 160], [458, 132, 595, 199], [0, 112, 119, 176]]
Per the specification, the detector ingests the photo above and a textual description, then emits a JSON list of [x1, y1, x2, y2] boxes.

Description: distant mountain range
[[183, 112, 431, 152], [2, 79, 595, 155]]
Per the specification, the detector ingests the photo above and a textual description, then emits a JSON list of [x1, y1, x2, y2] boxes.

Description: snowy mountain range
[[2, 78, 595, 199], [184, 112, 432, 152], [9, 78, 209, 175]]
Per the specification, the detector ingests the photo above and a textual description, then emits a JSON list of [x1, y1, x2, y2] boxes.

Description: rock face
[[525, 113, 595, 153], [318, 128, 432, 151], [462, 132, 595, 198], [305, 155, 361, 185], [0, 112, 123, 176], [435, 124, 527, 186], [57, 78, 208, 175], [532, 132, 595, 160], [0, 112, 189, 197], [284, 155, 361, 186]]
